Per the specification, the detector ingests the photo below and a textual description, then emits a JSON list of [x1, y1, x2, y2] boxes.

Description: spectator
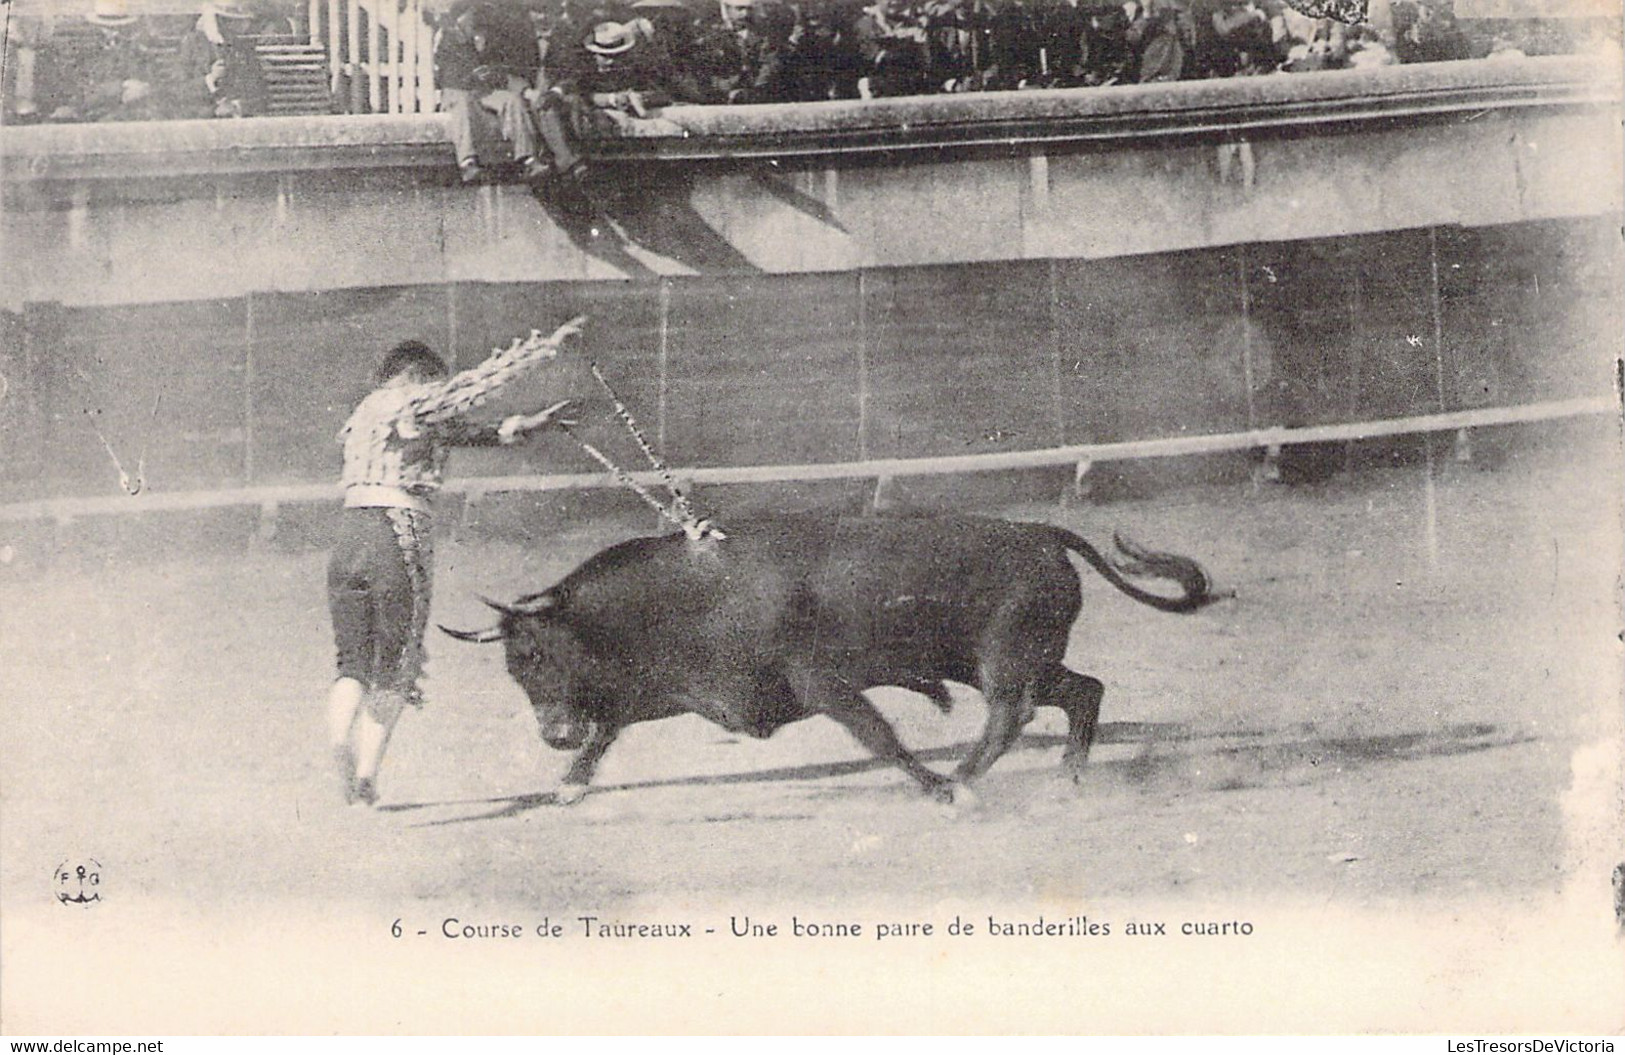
[[1079, 3, 1136, 84], [176, 1, 269, 118], [781, 0, 865, 99], [928, 0, 1002, 90], [1125, 0, 1194, 82], [1035, 0, 1094, 87], [243, 0, 301, 36], [435, 0, 550, 183], [630, 0, 719, 102], [1392, 0, 1469, 63], [1344, 21, 1398, 66], [984, 0, 1041, 88], [852, 0, 933, 98], [549, 17, 680, 128], [710, 0, 796, 103], [40, 1, 171, 122], [1280, 18, 1343, 69], [1192, 0, 1278, 78]]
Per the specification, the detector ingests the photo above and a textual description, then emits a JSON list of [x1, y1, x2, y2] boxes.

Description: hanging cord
[[68, 362, 161, 496]]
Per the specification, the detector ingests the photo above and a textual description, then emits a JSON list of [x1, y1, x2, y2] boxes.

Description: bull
[[441, 514, 1218, 806]]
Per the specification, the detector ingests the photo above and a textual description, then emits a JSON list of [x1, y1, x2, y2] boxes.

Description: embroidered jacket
[[339, 324, 577, 501]]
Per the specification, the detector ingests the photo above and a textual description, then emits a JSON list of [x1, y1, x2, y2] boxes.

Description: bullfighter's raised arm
[[412, 316, 585, 426]]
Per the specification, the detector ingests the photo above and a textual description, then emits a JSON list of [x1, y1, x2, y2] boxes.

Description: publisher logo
[[55, 859, 103, 907]]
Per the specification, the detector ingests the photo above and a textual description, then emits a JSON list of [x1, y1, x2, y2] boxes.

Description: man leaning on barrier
[[545, 16, 682, 130], [435, 0, 552, 183]]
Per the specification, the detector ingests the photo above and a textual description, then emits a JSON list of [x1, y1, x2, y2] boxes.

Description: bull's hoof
[[555, 783, 588, 806], [931, 782, 979, 815]]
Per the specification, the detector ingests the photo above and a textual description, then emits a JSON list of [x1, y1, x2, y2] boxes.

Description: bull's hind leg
[[1044, 665, 1104, 781], [954, 663, 1033, 783], [789, 662, 956, 802]]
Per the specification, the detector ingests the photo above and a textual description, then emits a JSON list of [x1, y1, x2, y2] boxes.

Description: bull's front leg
[[556, 722, 619, 805], [788, 661, 963, 805]]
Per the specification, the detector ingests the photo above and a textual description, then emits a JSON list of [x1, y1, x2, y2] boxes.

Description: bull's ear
[[437, 623, 504, 644]]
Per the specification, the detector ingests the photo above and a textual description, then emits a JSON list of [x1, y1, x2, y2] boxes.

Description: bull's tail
[[1046, 526, 1219, 613]]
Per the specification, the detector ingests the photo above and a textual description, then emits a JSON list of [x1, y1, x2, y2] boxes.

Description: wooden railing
[[307, 0, 436, 115]]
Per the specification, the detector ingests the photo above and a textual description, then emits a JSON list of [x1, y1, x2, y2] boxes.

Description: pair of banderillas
[[563, 362, 726, 543]]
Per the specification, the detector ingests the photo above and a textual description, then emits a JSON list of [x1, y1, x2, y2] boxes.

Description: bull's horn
[[437, 623, 504, 644], [477, 592, 557, 617], [479, 594, 518, 615], [507, 592, 559, 615]]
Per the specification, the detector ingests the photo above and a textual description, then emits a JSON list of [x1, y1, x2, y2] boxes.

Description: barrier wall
[[3, 58, 1620, 311], [3, 215, 1619, 508], [1, 57, 1620, 527]]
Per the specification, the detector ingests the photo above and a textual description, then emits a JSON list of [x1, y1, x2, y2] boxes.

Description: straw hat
[[85, 0, 138, 27], [584, 20, 637, 53]]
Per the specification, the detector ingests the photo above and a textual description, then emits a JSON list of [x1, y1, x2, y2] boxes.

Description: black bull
[[441, 514, 1218, 805]]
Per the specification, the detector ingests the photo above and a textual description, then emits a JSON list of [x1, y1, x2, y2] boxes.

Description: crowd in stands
[[435, 0, 1523, 179], [0, 0, 1574, 130], [3, 1, 302, 123], [525, 0, 1481, 111]]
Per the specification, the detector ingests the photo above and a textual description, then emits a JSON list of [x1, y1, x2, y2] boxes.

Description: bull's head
[[438, 592, 598, 751]]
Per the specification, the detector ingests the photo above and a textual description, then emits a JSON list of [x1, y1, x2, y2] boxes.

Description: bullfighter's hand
[[499, 400, 577, 442], [545, 315, 587, 349]]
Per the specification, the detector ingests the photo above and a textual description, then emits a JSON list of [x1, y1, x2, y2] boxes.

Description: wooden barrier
[[2, 395, 1612, 525]]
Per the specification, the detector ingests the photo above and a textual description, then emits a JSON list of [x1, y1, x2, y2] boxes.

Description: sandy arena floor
[[3, 430, 1622, 1034]]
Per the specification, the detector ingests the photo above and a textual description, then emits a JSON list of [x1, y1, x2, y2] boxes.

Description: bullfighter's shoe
[[352, 777, 379, 807]]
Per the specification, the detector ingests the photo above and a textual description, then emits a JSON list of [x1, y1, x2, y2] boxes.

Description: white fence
[[308, 0, 436, 114]]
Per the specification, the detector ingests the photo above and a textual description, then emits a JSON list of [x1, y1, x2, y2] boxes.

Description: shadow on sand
[[383, 720, 1530, 828]]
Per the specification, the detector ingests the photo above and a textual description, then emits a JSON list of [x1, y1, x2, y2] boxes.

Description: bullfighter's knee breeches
[[327, 507, 434, 703]]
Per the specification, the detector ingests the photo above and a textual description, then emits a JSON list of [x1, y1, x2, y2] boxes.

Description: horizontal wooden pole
[[0, 396, 1613, 525]]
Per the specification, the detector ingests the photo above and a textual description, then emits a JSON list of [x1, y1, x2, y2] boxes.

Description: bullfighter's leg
[[325, 677, 365, 794], [349, 509, 431, 806], [353, 687, 408, 804], [557, 722, 620, 805], [326, 521, 387, 803], [1047, 666, 1105, 779], [790, 662, 956, 800]]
